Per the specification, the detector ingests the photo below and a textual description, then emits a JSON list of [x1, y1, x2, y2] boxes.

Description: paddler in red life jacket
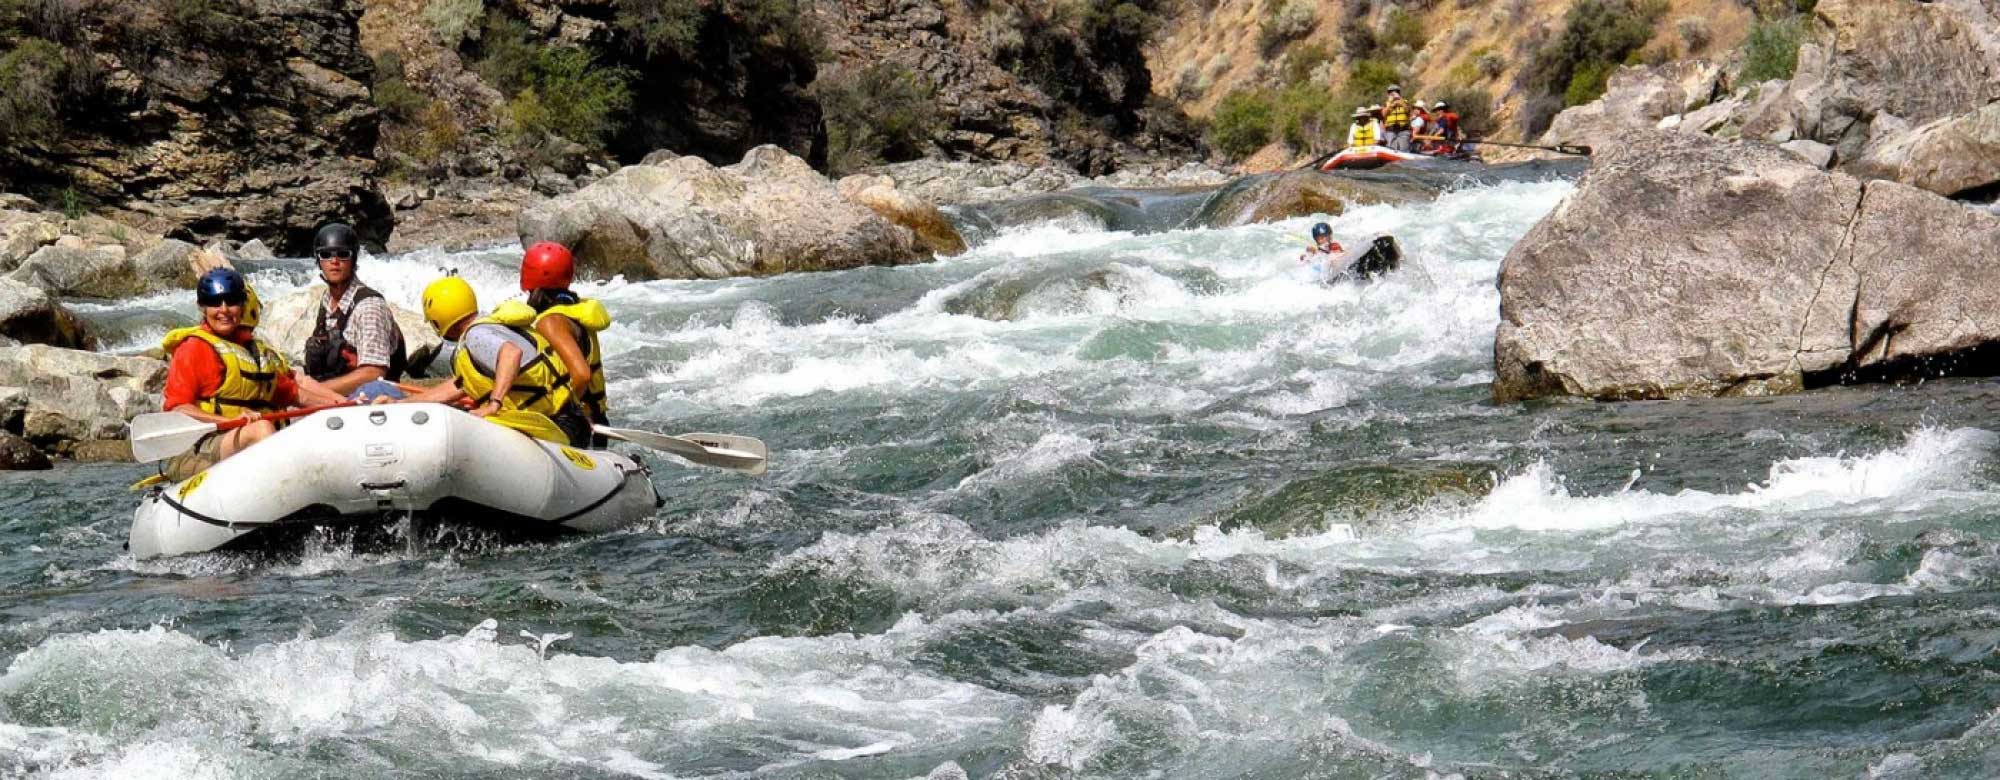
[[400, 274, 592, 446], [489, 242, 613, 447], [1299, 222, 1343, 262], [298, 223, 409, 404], [1426, 99, 1463, 154], [157, 269, 302, 481]]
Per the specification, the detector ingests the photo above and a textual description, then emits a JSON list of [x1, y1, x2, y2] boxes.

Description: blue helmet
[[1310, 222, 1333, 239], [195, 268, 248, 307]]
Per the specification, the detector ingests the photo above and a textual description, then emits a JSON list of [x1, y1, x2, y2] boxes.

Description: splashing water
[[8, 179, 2000, 778]]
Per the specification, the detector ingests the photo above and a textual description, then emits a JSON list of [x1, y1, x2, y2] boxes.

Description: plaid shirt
[[323, 283, 399, 368]]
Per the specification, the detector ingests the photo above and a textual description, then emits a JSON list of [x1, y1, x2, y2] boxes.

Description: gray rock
[[1541, 61, 1727, 150], [1495, 129, 2000, 402], [0, 345, 165, 453], [864, 160, 1087, 205], [0, 431, 51, 471], [1195, 170, 1429, 226], [1780, 139, 1835, 169], [0, 209, 64, 273], [1846, 103, 2000, 198], [237, 239, 276, 262], [519, 146, 931, 281], [7, 237, 224, 298], [836, 175, 968, 256], [0, 278, 94, 349]]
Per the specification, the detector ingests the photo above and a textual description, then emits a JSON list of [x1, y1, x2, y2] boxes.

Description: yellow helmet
[[241, 285, 262, 329], [422, 275, 479, 336]]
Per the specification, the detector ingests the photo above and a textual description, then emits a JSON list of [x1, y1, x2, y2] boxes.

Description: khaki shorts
[[160, 432, 224, 484]]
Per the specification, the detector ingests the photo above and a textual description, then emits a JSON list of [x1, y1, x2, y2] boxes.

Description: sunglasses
[[316, 248, 356, 261], [197, 293, 247, 307]]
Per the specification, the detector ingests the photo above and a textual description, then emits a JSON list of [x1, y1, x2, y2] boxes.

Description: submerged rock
[[1495, 130, 2000, 402], [0, 346, 165, 458], [1195, 170, 1428, 226], [837, 175, 968, 256], [0, 431, 50, 471], [519, 146, 930, 280]]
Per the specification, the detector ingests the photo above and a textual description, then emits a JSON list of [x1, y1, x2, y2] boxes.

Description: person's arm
[[474, 342, 526, 418], [317, 365, 386, 395], [399, 377, 468, 404], [535, 316, 592, 399]]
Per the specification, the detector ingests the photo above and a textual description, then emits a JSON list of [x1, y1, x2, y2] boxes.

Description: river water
[[6, 179, 2000, 778]]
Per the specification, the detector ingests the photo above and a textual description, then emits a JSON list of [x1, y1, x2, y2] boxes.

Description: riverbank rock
[[864, 161, 1089, 205], [1542, 61, 1726, 151], [1494, 130, 2000, 402], [0, 0, 392, 252], [0, 279, 95, 350], [0, 431, 51, 470], [519, 147, 930, 281], [0, 346, 165, 459], [836, 175, 968, 256], [1846, 103, 2000, 199], [259, 286, 446, 377]]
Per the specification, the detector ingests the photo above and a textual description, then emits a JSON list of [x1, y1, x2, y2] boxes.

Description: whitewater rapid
[[8, 179, 2000, 778]]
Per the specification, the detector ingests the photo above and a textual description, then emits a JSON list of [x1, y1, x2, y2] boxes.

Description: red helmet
[[520, 241, 575, 291]]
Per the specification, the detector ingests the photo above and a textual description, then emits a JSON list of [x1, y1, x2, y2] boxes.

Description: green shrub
[[423, 0, 483, 43], [1282, 41, 1335, 85], [1527, 0, 1660, 98], [371, 53, 426, 121], [502, 47, 633, 150], [1335, 58, 1404, 111], [1563, 59, 1612, 105], [1675, 16, 1711, 52], [1740, 17, 1802, 81], [1258, 0, 1317, 52], [1208, 89, 1274, 159], [814, 63, 940, 175], [1272, 80, 1339, 151], [1340, 24, 1376, 60], [1379, 8, 1428, 53], [0, 38, 64, 145], [1476, 51, 1506, 78]]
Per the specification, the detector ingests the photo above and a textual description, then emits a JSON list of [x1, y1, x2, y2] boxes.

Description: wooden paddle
[[128, 402, 353, 463]]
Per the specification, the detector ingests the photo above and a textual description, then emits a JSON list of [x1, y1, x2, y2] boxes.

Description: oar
[[595, 426, 768, 476], [128, 402, 353, 463], [1461, 138, 1592, 156]]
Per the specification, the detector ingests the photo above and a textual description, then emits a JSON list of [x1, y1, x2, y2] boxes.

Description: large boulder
[[1194, 170, 1429, 226], [0, 346, 165, 458], [1779, 0, 2000, 158], [257, 285, 445, 376], [0, 278, 95, 349], [1846, 103, 2000, 198], [5, 238, 225, 299], [518, 146, 932, 281], [1494, 130, 2000, 402], [1543, 61, 1727, 150]]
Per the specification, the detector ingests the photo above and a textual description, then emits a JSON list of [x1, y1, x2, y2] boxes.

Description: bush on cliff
[[815, 63, 942, 175], [473, 15, 634, 154], [1740, 17, 1802, 81], [1527, 0, 1663, 111], [0, 38, 64, 146], [1208, 89, 1273, 160]]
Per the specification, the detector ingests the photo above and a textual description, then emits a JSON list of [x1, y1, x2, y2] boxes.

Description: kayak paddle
[[128, 402, 353, 463], [595, 426, 768, 476]]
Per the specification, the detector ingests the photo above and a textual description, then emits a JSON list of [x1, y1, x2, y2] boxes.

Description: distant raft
[[1325, 235, 1402, 284]]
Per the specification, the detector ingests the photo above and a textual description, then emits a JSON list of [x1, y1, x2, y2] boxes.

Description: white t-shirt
[[459, 323, 539, 375]]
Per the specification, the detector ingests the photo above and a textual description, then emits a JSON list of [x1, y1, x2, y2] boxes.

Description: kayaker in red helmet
[[486, 242, 613, 447]]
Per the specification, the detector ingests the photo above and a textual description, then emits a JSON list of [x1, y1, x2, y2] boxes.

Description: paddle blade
[[128, 412, 218, 464], [594, 426, 768, 475]]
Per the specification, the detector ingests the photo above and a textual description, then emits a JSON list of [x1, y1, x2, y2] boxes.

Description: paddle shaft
[[1461, 138, 1592, 156]]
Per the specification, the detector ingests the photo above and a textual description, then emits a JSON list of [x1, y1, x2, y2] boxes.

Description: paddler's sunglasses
[[197, 291, 247, 307], [316, 248, 356, 261]]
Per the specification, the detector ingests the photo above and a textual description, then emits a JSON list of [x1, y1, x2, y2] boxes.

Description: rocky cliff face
[[0, 0, 393, 253], [1494, 130, 2000, 402]]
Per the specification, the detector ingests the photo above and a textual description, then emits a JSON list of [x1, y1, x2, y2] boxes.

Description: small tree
[[1208, 89, 1275, 159]]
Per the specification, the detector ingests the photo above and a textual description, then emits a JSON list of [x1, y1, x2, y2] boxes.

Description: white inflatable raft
[[129, 403, 660, 559]]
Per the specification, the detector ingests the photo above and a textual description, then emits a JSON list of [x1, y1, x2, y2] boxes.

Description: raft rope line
[[146, 461, 647, 531]]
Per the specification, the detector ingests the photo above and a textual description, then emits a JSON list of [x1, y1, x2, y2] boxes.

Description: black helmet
[[313, 223, 360, 260], [196, 268, 248, 307], [1310, 222, 1333, 239]]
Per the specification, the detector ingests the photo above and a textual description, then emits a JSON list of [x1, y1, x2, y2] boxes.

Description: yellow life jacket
[[1350, 122, 1377, 149], [492, 298, 612, 421], [1384, 99, 1411, 129], [160, 326, 290, 419], [451, 318, 575, 417]]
